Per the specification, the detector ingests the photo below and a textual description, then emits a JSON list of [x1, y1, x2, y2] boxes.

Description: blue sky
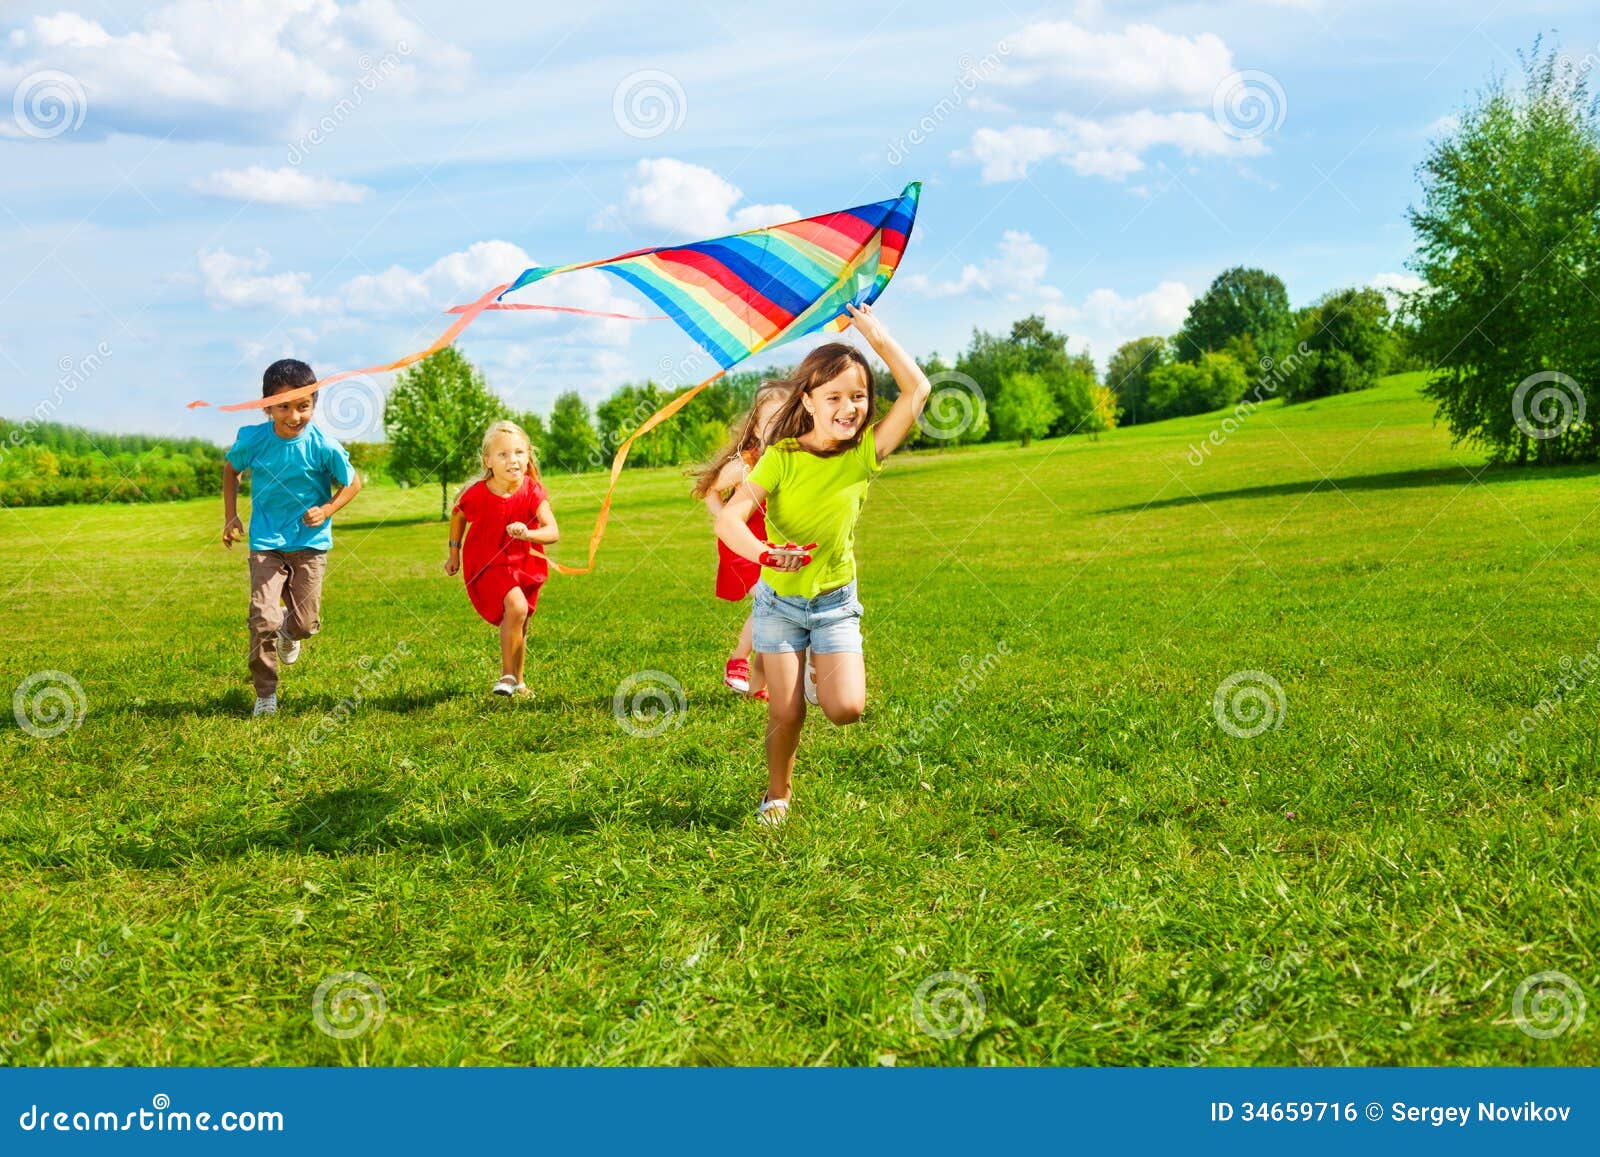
[[3, 0, 1597, 443]]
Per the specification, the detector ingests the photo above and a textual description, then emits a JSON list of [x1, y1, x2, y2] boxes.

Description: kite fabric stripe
[[185, 181, 922, 574]]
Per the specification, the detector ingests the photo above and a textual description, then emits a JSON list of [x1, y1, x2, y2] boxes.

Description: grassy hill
[[2, 371, 1596, 1065]]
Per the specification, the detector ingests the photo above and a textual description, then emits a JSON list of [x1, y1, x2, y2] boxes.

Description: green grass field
[[2, 371, 1597, 1066]]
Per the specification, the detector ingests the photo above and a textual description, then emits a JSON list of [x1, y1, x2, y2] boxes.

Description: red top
[[454, 476, 551, 589]]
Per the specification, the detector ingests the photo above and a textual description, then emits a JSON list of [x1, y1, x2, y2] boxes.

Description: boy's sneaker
[[278, 627, 301, 665], [803, 650, 818, 706], [252, 694, 278, 717], [724, 657, 751, 694]]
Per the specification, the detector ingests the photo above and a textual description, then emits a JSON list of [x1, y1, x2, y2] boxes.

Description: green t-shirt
[[747, 426, 883, 597]]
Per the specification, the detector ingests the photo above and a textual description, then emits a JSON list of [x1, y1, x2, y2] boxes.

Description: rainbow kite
[[190, 180, 922, 572]]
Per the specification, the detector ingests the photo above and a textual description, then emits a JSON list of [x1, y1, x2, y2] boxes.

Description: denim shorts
[[751, 579, 863, 655]]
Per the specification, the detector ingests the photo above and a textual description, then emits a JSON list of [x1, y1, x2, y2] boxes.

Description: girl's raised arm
[[845, 303, 930, 462]]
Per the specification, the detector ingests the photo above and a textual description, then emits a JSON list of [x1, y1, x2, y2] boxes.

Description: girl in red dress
[[691, 383, 791, 701], [445, 421, 559, 696]]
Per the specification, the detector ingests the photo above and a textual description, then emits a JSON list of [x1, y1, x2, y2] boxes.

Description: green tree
[[1282, 287, 1392, 403], [955, 315, 1091, 440], [1176, 267, 1293, 366], [1106, 337, 1169, 426], [384, 347, 507, 518], [1146, 352, 1247, 420], [993, 371, 1060, 447], [543, 391, 601, 472], [1409, 42, 1600, 463]]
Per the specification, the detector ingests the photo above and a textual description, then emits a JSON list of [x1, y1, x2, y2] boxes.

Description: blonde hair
[[479, 419, 541, 484], [688, 381, 794, 499]]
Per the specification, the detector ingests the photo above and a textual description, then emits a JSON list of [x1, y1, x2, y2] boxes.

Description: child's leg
[[247, 551, 292, 698], [281, 550, 328, 641], [811, 652, 866, 725], [731, 613, 754, 661], [761, 649, 806, 802], [500, 588, 530, 678], [748, 648, 765, 696]]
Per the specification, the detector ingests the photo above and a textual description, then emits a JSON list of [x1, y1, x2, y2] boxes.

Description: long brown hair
[[689, 380, 793, 499], [763, 343, 876, 458]]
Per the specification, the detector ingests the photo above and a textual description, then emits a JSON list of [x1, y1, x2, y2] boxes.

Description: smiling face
[[265, 394, 315, 438], [802, 365, 870, 447], [483, 431, 531, 487]]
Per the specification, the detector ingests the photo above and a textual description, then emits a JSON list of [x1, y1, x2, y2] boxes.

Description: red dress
[[454, 476, 550, 625], [715, 448, 766, 602]]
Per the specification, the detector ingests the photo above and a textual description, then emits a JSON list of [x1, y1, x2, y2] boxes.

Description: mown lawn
[[2, 371, 1596, 1065]]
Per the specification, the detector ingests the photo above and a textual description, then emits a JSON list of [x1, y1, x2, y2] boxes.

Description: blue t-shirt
[[226, 421, 356, 552]]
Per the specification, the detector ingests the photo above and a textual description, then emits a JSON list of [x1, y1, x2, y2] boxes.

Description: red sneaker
[[724, 657, 751, 693], [751, 687, 769, 701]]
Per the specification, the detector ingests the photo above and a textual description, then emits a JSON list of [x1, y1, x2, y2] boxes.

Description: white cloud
[[958, 17, 1278, 183], [596, 158, 799, 240], [967, 110, 1264, 182], [198, 248, 331, 315], [992, 21, 1234, 109], [1043, 280, 1194, 362], [0, 0, 469, 142], [193, 165, 371, 208], [1370, 272, 1424, 310], [904, 231, 1049, 299]]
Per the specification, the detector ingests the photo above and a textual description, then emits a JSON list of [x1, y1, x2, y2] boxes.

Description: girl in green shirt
[[716, 302, 931, 826]]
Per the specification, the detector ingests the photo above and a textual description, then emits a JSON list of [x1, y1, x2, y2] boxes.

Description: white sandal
[[756, 793, 789, 827], [492, 674, 518, 697]]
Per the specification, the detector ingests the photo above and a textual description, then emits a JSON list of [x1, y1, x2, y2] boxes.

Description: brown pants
[[248, 549, 328, 697]]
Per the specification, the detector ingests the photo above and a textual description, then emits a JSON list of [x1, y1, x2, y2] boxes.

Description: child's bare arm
[[445, 509, 467, 576], [303, 472, 364, 527], [517, 500, 560, 545], [715, 482, 810, 572], [222, 462, 244, 547], [846, 302, 930, 461], [702, 456, 745, 521]]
